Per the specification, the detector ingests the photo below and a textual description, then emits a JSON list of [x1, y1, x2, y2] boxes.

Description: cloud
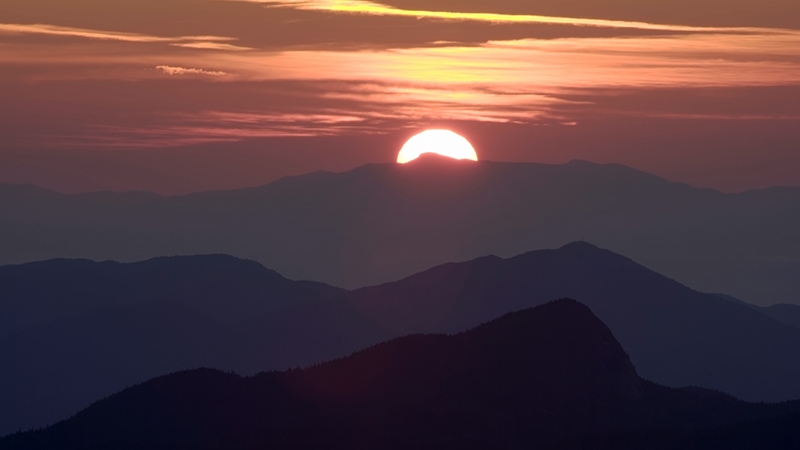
[[4, 25, 800, 146], [204, 30, 800, 90], [0, 23, 238, 45], [198, 111, 365, 124], [3, 1, 800, 148], [246, 0, 782, 33], [70, 111, 378, 148], [171, 42, 253, 51], [156, 66, 230, 76]]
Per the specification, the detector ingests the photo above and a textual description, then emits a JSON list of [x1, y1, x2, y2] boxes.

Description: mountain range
[[3, 300, 800, 450], [0, 256, 380, 435], [3, 242, 800, 436], [2, 156, 798, 305]]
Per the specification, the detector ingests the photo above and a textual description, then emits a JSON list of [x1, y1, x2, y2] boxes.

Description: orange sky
[[1, 0, 799, 193]]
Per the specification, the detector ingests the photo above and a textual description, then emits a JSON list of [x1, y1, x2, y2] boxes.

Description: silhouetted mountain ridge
[[2, 159, 798, 304], [345, 241, 800, 402], [0, 254, 341, 337], [4, 242, 800, 436], [0, 256, 352, 436], [3, 300, 799, 450], [715, 294, 800, 330], [763, 304, 800, 330]]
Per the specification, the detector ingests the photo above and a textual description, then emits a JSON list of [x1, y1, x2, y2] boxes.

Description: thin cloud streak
[[72, 112, 383, 148], [248, 0, 792, 33], [623, 112, 800, 121], [156, 66, 230, 76], [171, 42, 253, 51], [0, 23, 239, 45]]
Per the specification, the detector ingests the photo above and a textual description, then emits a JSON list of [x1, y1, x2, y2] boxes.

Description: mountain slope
[[716, 294, 800, 330], [3, 300, 799, 450], [0, 256, 366, 436], [2, 158, 798, 305], [4, 241, 800, 435], [0, 301, 235, 436], [762, 304, 800, 330], [346, 241, 800, 402], [0, 254, 341, 338]]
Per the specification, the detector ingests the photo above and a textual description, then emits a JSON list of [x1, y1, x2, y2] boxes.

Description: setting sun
[[397, 130, 478, 164]]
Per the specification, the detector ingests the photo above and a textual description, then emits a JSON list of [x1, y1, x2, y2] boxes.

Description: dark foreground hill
[[2, 156, 798, 305], [3, 301, 799, 450], [4, 242, 800, 436], [555, 412, 800, 450]]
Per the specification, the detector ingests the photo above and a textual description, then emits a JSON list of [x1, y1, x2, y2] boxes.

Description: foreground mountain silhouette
[[3, 243, 800, 435], [3, 300, 800, 450], [345, 242, 800, 403], [2, 158, 798, 305], [0, 256, 385, 436]]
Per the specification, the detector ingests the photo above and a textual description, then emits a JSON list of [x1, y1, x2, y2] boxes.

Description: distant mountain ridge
[[714, 294, 800, 331], [3, 300, 800, 450], [2, 242, 800, 436], [0, 255, 341, 337], [2, 158, 798, 305]]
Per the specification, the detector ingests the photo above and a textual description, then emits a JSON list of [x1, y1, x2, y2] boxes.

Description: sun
[[397, 130, 478, 164]]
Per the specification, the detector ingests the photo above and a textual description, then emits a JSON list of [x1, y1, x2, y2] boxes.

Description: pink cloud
[[156, 66, 230, 76]]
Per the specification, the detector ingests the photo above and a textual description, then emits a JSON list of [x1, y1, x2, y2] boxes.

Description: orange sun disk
[[397, 130, 478, 164]]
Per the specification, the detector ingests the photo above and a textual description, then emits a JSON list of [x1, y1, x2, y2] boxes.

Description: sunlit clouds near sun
[[1, 0, 800, 148], [83, 32, 800, 144]]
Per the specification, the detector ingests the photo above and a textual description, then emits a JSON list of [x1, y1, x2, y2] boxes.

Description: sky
[[1, 0, 799, 194]]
